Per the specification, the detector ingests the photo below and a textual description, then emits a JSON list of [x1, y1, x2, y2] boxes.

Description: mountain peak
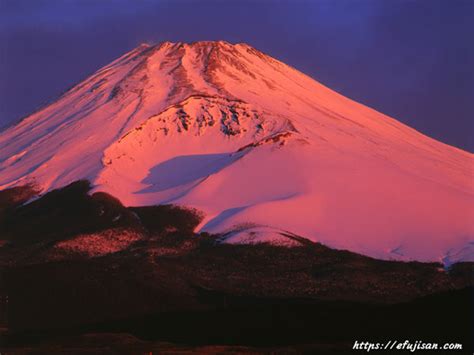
[[134, 40, 248, 53], [0, 41, 472, 264], [154, 39, 239, 47]]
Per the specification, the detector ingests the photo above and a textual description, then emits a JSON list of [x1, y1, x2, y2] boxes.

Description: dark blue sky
[[1, 0, 473, 151]]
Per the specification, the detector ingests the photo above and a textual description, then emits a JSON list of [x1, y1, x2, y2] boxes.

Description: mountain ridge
[[0, 41, 472, 264]]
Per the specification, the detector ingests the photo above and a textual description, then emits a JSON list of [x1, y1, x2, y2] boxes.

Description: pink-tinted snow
[[0, 41, 472, 264]]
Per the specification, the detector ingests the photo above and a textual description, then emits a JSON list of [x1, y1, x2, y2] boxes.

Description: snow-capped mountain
[[0, 41, 472, 263]]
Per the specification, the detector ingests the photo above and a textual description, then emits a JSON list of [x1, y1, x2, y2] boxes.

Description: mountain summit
[[0, 41, 472, 263]]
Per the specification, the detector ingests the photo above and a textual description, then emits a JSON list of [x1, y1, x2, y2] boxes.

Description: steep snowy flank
[[0, 41, 472, 263]]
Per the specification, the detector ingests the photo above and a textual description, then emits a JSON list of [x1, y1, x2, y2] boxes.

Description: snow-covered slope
[[0, 41, 472, 263]]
